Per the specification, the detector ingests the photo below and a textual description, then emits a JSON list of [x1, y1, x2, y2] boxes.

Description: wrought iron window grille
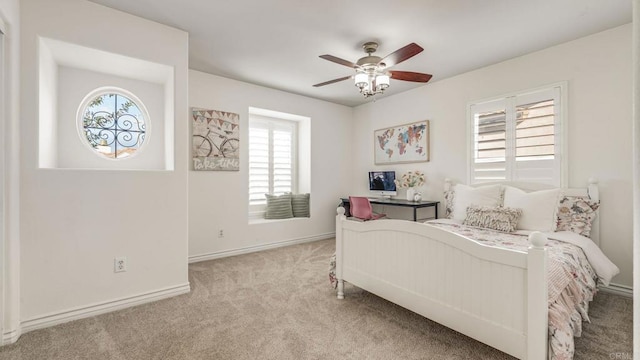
[[82, 93, 146, 159]]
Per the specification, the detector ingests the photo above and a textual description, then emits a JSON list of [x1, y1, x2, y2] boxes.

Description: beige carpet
[[0, 239, 632, 359]]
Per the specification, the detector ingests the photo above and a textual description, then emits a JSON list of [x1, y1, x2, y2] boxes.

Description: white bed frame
[[335, 179, 599, 360]]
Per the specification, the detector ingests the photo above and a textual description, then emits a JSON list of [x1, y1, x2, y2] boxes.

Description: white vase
[[406, 187, 415, 201]]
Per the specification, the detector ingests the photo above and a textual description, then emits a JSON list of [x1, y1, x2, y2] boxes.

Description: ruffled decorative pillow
[[556, 196, 600, 238], [463, 205, 523, 233]]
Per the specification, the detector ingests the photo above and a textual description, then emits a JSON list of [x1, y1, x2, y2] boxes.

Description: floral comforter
[[329, 221, 598, 360]]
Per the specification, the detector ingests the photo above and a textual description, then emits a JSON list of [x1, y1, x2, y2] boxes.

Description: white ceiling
[[88, 0, 632, 107]]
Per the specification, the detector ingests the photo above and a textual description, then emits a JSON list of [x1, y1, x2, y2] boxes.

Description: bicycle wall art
[[192, 108, 240, 171]]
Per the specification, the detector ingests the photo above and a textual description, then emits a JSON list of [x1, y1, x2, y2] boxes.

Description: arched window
[[78, 88, 149, 159]]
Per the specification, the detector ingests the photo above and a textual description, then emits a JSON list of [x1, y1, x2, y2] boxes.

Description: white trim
[[465, 101, 473, 184], [599, 283, 633, 298], [0, 9, 21, 348], [633, 0, 640, 356], [21, 283, 190, 334], [248, 216, 311, 225], [0, 17, 6, 346], [189, 233, 335, 263], [2, 328, 19, 345], [558, 81, 569, 188]]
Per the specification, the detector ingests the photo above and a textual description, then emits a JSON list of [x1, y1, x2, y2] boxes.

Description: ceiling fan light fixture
[[314, 42, 431, 99], [354, 72, 368, 89], [376, 74, 390, 90], [354, 69, 388, 98]]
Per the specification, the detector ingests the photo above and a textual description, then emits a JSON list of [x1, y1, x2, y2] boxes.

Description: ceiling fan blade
[[319, 55, 357, 68], [313, 75, 352, 87], [379, 43, 424, 68], [389, 71, 432, 83]]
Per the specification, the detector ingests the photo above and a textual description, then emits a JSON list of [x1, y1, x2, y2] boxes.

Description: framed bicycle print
[[374, 120, 430, 165], [192, 108, 240, 171]]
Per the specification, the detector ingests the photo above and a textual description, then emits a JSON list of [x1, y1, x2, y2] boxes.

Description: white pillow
[[451, 184, 503, 222], [503, 186, 560, 232]]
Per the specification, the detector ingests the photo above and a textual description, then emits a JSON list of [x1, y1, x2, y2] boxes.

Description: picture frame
[[192, 108, 240, 171], [374, 120, 430, 165]]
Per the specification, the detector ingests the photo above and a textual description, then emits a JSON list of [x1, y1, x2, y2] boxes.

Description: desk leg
[[413, 208, 417, 222], [435, 204, 438, 219]]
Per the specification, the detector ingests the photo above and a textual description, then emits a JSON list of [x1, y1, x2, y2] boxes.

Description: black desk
[[340, 198, 440, 222]]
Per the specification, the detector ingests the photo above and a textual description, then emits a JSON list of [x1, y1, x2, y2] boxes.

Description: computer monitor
[[368, 171, 397, 198]]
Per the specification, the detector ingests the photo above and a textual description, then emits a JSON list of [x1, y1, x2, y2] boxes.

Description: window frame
[[76, 86, 150, 161], [466, 82, 568, 187], [248, 114, 299, 213]]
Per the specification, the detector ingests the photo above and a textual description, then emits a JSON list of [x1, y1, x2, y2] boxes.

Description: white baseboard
[[189, 232, 335, 263], [21, 283, 191, 334], [599, 283, 633, 298], [2, 328, 21, 345]]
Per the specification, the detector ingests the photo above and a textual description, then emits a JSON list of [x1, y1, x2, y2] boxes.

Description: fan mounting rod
[[362, 42, 378, 54]]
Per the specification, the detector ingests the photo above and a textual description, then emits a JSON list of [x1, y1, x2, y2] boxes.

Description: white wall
[[38, 39, 57, 168], [632, 0, 639, 354], [0, 0, 21, 343], [352, 24, 633, 288], [38, 36, 176, 171], [20, 0, 189, 326], [56, 66, 166, 169], [189, 70, 352, 260]]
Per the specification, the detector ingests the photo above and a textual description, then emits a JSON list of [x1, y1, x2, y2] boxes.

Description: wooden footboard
[[335, 207, 548, 360]]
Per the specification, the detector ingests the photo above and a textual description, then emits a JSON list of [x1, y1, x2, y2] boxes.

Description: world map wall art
[[192, 108, 240, 171], [374, 120, 430, 165]]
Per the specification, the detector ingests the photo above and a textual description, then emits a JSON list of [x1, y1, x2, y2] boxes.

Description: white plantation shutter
[[249, 126, 270, 205], [249, 116, 297, 207], [512, 89, 562, 185], [273, 130, 293, 195], [470, 85, 564, 186], [471, 98, 508, 182]]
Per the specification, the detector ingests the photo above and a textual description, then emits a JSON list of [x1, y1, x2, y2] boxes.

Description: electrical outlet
[[114, 257, 127, 273], [218, 229, 224, 238]]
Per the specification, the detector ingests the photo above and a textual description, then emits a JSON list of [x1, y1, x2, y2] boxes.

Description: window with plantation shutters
[[469, 84, 565, 186], [515, 99, 555, 160], [249, 116, 297, 207]]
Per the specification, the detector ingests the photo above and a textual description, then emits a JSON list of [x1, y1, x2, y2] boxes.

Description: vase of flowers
[[394, 171, 425, 201], [406, 187, 416, 201]]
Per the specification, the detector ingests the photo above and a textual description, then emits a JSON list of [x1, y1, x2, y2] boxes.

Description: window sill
[[248, 217, 310, 225]]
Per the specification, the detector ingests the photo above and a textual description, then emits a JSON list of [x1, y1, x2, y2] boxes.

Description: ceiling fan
[[313, 42, 432, 98]]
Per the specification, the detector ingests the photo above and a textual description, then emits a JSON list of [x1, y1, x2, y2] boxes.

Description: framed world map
[[374, 120, 430, 164]]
